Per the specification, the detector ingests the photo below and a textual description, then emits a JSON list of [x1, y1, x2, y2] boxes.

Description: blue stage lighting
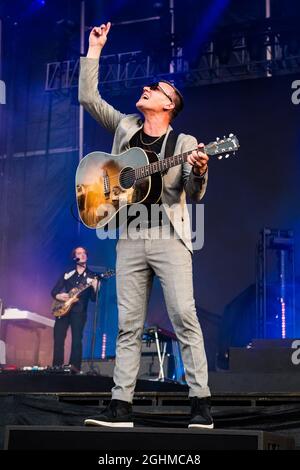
[[34, 0, 46, 7]]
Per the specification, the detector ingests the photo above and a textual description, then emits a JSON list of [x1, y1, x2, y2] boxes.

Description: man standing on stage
[[79, 22, 213, 428], [52, 246, 98, 373]]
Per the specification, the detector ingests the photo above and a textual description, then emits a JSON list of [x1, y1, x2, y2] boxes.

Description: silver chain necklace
[[139, 129, 166, 146]]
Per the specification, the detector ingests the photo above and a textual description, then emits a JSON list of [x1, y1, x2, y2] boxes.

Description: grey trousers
[[112, 226, 210, 402]]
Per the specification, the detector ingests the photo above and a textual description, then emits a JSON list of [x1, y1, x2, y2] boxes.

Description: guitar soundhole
[[119, 166, 135, 190]]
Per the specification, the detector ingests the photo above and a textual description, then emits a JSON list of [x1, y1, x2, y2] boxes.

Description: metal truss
[[45, 48, 300, 96], [45, 51, 156, 92], [45, 16, 300, 94]]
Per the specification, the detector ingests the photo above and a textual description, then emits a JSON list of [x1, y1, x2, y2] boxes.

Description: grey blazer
[[79, 57, 208, 252]]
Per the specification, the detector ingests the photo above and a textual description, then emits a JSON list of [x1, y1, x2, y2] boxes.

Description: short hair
[[160, 79, 184, 120], [71, 246, 88, 259]]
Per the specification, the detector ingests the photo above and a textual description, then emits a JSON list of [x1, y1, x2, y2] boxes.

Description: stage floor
[[0, 371, 300, 449], [1, 370, 300, 403]]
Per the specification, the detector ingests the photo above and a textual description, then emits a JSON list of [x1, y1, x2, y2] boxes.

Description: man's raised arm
[[79, 22, 126, 133]]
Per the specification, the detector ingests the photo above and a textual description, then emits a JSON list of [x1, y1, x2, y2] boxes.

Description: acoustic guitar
[[75, 134, 239, 229]]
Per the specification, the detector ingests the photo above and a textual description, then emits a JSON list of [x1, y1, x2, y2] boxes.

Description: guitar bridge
[[103, 170, 110, 199]]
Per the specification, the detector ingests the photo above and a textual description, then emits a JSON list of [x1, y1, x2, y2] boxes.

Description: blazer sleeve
[[181, 134, 208, 202], [78, 57, 127, 133]]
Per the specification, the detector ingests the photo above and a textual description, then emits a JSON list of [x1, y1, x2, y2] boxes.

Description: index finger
[[99, 22, 111, 34]]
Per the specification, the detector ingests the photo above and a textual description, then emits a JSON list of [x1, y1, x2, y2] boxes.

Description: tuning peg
[[216, 137, 220, 141], [233, 151, 236, 156], [217, 155, 223, 160], [223, 135, 226, 139], [225, 154, 230, 158], [229, 133, 234, 137]]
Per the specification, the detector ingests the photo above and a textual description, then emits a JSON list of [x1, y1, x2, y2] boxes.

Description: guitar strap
[[164, 130, 178, 159], [162, 130, 179, 175]]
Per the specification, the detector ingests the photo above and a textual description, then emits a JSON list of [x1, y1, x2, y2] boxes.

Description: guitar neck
[[135, 148, 196, 180], [70, 283, 91, 297], [133, 134, 239, 180], [69, 271, 114, 296]]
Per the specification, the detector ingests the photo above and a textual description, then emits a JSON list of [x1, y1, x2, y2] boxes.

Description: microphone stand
[[88, 272, 104, 375]]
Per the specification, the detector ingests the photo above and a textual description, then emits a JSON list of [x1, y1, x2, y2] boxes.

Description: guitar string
[[105, 156, 182, 184], [99, 158, 178, 185], [99, 144, 214, 185], [91, 148, 198, 186], [80, 141, 234, 188]]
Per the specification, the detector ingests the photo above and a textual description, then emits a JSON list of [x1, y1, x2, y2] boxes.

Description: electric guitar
[[75, 134, 239, 229], [52, 269, 115, 318]]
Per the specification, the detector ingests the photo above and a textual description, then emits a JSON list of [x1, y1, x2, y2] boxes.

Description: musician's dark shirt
[[130, 129, 165, 157], [51, 267, 96, 314], [129, 130, 168, 228]]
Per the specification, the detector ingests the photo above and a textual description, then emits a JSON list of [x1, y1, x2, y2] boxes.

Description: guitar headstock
[[100, 269, 115, 279], [205, 134, 240, 160]]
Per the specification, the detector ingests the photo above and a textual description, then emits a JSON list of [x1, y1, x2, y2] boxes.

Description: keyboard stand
[[143, 326, 177, 382]]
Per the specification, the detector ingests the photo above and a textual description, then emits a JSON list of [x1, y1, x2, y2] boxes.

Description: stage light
[[30, 0, 46, 8]]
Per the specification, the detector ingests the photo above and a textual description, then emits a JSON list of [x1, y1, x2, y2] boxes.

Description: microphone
[[73, 257, 80, 262]]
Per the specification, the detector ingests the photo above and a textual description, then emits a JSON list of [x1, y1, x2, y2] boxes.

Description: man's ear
[[163, 102, 175, 112]]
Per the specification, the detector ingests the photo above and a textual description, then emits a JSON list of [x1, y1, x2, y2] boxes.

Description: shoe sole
[[188, 423, 214, 429], [84, 419, 134, 428]]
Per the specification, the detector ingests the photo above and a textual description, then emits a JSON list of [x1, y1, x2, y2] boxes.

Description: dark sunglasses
[[147, 82, 173, 103]]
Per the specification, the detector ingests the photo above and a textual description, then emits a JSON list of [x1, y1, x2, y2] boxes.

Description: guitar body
[[52, 287, 82, 318], [76, 147, 162, 229]]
